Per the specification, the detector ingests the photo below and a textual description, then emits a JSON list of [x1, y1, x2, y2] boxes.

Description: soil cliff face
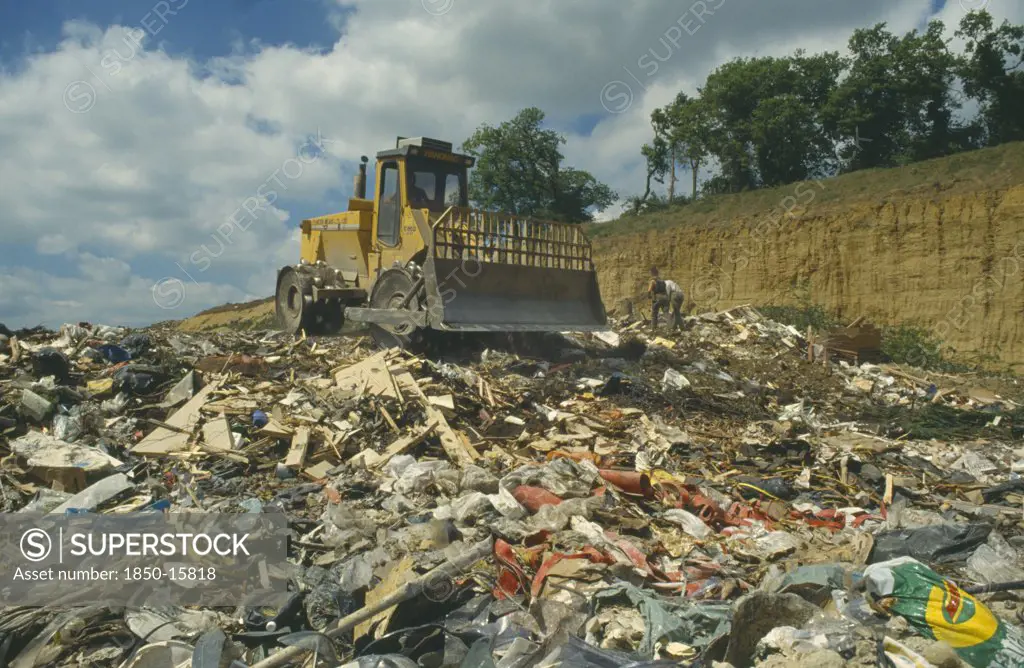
[[592, 181, 1024, 367]]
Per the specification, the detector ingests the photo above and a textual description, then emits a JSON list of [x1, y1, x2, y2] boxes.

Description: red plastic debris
[[547, 450, 603, 466], [851, 512, 883, 528], [530, 548, 613, 599], [598, 469, 655, 497], [653, 481, 690, 508], [493, 539, 530, 600], [512, 485, 563, 512], [790, 508, 846, 532]]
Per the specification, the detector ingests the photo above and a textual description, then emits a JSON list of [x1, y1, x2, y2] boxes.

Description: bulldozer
[[274, 136, 607, 347]]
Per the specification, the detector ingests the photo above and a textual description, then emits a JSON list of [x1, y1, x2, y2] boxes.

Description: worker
[[648, 267, 684, 331]]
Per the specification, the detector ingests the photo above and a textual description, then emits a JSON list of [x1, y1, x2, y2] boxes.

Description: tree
[[697, 53, 839, 190], [658, 93, 713, 201], [957, 10, 1024, 145], [462, 107, 617, 222], [650, 106, 677, 202], [751, 95, 823, 185], [699, 57, 782, 191], [824, 21, 974, 172], [635, 135, 669, 213]]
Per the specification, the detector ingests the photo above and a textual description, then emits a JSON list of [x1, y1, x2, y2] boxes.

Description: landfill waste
[[1, 304, 1024, 665]]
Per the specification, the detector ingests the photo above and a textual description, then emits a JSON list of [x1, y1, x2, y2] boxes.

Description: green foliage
[[758, 302, 966, 372], [751, 94, 829, 186], [462, 107, 616, 222], [652, 93, 713, 201], [758, 304, 840, 333], [957, 12, 1024, 145], [825, 21, 978, 172], [880, 323, 967, 372], [639, 10, 1020, 197], [622, 192, 692, 217]]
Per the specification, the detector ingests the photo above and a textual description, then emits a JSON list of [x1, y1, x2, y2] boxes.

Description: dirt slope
[[590, 142, 1024, 368], [173, 298, 275, 332]]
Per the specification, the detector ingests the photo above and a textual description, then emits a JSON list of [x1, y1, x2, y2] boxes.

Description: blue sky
[[1, 0, 343, 64], [0, 0, 1016, 329]]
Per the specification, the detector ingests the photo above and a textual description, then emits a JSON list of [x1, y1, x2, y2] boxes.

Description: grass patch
[[855, 402, 1024, 441], [585, 141, 1024, 241]]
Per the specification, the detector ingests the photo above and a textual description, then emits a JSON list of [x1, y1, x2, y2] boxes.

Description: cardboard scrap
[[651, 336, 677, 349], [202, 414, 234, 451], [593, 330, 621, 347], [302, 461, 334, 481], [87, 378, 115, 396], [11, 431, 123, 475], [50, 473, 134, 514], [132, 381, 221, 455], [334, 351, 400, 399], [428, 395, 455, 410]]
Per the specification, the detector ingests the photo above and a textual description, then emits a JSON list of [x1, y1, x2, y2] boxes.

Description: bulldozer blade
[[425, 258, 607, 332], [345, 307, 428, 327]]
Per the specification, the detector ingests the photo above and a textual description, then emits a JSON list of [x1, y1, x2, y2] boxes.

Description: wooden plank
[[372, 420, 440, 468], [133, 381, 221, 455], [261, 417, 294, 439], [355, 557, 416, 641], [429, 408, 478, 467], [284, 427, 311, 469], [392, 366, 477, 466], [348, 449, 384, 469]]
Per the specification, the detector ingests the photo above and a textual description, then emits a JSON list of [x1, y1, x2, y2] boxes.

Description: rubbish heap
[[2, 306, 1024, 667]]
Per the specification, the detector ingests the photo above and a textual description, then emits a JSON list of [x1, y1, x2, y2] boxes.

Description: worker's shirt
[[650, 279, 683, 302]]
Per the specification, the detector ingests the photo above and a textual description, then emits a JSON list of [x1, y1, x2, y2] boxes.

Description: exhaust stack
[[353, 156, 368, 199]]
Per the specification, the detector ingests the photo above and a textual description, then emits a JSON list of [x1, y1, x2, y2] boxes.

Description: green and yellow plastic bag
[[864, 557, 1024, 668]]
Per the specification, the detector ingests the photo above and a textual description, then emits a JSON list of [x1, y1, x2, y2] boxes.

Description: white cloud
[[0, 0, 1003, 328]]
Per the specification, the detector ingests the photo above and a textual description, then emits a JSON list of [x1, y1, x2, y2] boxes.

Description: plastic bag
[[870, 523, 992, 564], [864, 557, 1024, 667], [662, 509, 711, 539], [52, 404, 102, 442]]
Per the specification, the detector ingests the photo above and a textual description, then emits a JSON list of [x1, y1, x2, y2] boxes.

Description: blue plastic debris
[[141, 499, 171, 512], [96, 344, 131, 363], [252, 410, 269, 428]]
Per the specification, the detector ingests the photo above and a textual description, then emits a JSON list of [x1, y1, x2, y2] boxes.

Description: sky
[[0, 0, 1020, 328]]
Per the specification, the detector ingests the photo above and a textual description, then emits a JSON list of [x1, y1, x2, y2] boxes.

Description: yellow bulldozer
[[275, 136, 607, 346]]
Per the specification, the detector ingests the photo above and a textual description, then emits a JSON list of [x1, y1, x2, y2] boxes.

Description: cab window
[[377, 161, 400, 246], [407, 157, 467, 211], [444, 173, 462, 206]]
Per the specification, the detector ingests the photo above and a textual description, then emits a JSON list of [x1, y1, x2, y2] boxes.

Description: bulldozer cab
[[371, 138, 472, 254]]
